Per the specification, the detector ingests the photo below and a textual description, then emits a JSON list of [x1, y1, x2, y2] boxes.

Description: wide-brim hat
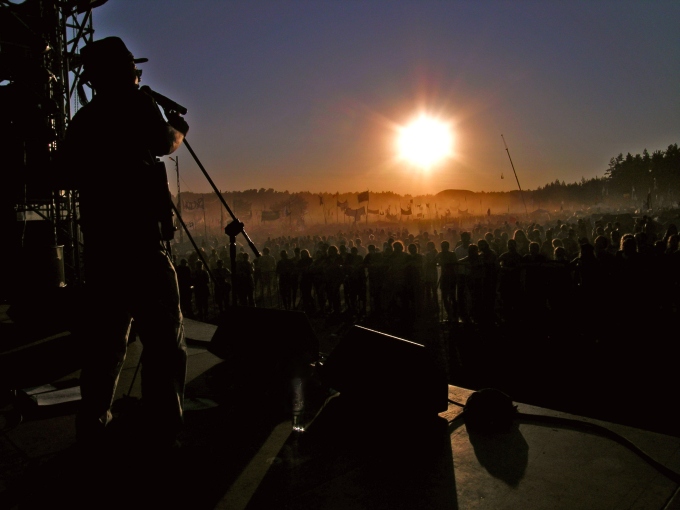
[[80, 36, 148, 69]]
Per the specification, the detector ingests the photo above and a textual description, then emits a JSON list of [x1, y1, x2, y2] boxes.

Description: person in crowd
[[423, 241, 439, 312], [213, 258, 231, 313], [477, 239, 499, 324], [276, 250, 296, 310], [436, 240, 459, 322], [405, 243, 425, 314], [608, 230, 622, 256], [454, 231, 472, 260], [258, 246, 277, 305], [297, 249, 315, 314], [364, 244, 385, 315], [324, 245, 344, 315], [513, 229, 530, 256], [311, 247, 328, 314], [498, 238, 523, 322], [662, 224, 678, 246], [382, 241, 406, 315], [345, 246, 366, 316], [234, 252, 256, 307], [208, 248, 219, 270], [355, 238, 367, 257], [290, 247, 302, 307], [667, 233, 679, 255], [193, 260, 211, 321], [522, 241, 549, 312], [458, 244, 484, 323], [563, 229, 580, 260], [541, 229, 555, 260]]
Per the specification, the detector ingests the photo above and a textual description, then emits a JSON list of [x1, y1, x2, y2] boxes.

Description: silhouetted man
[[62, 37, 189, 451]]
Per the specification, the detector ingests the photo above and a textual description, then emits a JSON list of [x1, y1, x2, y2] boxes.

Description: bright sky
[[90, 0, 680, 196]]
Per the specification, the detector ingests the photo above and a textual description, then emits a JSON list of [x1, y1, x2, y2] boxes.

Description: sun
[[396, 114, 454, 169]]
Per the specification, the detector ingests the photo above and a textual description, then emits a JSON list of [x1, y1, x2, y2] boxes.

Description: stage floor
[[1, 307, 679, 509]]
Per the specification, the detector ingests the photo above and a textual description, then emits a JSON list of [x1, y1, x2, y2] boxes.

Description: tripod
[[174, 138, 260, 306], [144, 85, 261, 302]]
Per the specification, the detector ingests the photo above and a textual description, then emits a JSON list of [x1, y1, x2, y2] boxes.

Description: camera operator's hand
[[166, 111, 189, 136]]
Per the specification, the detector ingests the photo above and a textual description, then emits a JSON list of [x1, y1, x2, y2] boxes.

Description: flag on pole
[[344, 207, 366, 220], [261, 210, 280, 221], [337, 200, 348, 210], [358, 191, 369, 203], [401, 207, 412, 215], [183, 197, 204, 210]]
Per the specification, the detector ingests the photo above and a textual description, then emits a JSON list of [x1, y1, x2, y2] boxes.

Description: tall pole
[[220, 190, 224, 233], [202, 198, 208, 245], [501, 134, 529, 217]]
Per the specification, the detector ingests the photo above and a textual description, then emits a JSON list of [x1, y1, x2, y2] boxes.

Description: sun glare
[[397, 114, 453, 169]]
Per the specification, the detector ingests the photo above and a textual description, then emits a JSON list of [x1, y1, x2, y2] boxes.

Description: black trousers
[[76, 243, 187, 444]]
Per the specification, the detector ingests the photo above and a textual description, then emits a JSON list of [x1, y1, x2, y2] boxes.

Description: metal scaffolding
[[1, 0, 103, 295]]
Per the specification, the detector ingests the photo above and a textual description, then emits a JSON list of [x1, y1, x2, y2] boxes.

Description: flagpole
[[366, 191, 369, 225], [501, 134, 529, 217]]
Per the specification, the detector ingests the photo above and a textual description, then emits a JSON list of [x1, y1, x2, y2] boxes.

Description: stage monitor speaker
[[320, 325, 449, 415], [208, 307, 319, 380]]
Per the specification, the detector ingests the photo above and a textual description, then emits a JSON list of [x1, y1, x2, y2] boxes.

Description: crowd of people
[[172, 213, 680, 343]]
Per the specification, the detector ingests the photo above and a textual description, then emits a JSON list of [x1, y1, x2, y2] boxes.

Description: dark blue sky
[[92, 0, 680, 196]]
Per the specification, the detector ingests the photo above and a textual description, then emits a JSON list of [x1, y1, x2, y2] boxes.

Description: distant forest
[[176, 143, 679, 231], [533, 143, 680, 209]]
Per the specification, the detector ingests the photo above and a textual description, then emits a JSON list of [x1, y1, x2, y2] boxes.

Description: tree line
[[176, 143, 680, 227]]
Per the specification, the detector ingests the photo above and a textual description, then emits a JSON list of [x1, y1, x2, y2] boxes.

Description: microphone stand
[[181, 139, 261, 306], [148, 86, 260, 305]]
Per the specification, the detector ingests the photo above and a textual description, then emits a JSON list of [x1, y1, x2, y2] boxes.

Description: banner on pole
[[183, 197, 204, 210], [261, 210, 280, 221], [344, 206, 366, 220]]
